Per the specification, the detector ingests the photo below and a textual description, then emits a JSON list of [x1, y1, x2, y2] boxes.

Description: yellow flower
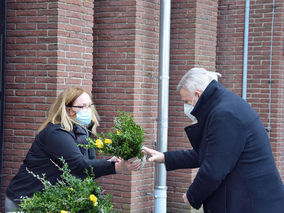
[[90, 194, 98, 206], [61, 211, 68, 213], [95, 139, 104, 149], [116, 130, 120, 135], [105, 138, 112, 144], [69, 187, 74, 191]]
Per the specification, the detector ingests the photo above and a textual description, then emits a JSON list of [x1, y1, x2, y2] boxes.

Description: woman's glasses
[[67, 103, 95, 111]]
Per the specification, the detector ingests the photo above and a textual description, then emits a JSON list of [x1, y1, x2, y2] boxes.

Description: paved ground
[[168, 206, 204, 213], [190, 205, 204, 213], [191, 209, 204, 213]]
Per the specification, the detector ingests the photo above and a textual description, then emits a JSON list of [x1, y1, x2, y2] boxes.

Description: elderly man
[[143, 67, 284, 213]]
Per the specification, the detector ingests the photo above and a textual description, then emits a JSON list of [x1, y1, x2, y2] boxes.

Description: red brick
[[3, 0, 284, 212]]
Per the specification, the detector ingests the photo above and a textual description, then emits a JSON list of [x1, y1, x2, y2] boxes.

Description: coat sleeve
[[187, 111, 246, 209], [40, 128, 116, 179], [164, 149, 200, 171]]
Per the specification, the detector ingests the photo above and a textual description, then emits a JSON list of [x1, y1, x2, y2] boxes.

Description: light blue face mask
[[76, 108, 92, 126]]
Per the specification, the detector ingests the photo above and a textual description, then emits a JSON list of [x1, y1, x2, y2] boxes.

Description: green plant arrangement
[[82, 111, 145, 160], [19, 157, 113, 213]]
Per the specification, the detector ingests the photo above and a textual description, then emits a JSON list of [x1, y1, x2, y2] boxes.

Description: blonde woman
[[5, 87, 141, 212]]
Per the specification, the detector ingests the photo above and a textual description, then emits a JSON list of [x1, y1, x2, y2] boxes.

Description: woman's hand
[[142, 146, 165, 163], [115, 157, 142, 173], [108, 156, 119, 162]]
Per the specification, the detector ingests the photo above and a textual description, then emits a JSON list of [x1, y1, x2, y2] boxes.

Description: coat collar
[[191, 80, 224, 120], [184, 80, 226, 150]]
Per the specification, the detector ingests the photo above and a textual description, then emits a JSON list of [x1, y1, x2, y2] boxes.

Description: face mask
[[184, 103, 197, 122], [76, 108, 92, 126]]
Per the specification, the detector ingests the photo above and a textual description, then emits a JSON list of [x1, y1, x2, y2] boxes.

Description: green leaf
[[81, 111, 145, 160]]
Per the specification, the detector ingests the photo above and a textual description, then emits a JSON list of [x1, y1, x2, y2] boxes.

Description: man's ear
[[194, 90, 203, 98]]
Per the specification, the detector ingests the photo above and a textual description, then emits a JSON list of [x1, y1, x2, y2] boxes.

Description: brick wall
[[167, 0, 218, 212], [279, 3, 284, 179], [246, 0, 284, 179], [2, 0, 94, 209], [2, 0, 284, 212], [93, 0, 159, 212], [217, 0, 284, 180], [216, 0, 245, 94], [57, 0, 94, 90], [4, 0, 58, 197]]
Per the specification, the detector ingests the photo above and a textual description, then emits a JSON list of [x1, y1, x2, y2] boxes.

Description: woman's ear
[[66, 107, 76, 118]]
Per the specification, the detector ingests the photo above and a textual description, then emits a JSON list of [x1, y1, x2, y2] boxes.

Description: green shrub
[[19, 157, 113, 213]]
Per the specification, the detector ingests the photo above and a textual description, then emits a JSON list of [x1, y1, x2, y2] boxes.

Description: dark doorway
[[0, 0, 7, 209]]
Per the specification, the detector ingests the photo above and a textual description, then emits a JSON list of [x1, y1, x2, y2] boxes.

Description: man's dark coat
[[164, 80, 284, 213]]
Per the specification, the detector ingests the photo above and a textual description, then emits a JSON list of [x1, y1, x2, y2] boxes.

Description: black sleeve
[[164, 149, 200, 171], [40, 128, 116, 179]]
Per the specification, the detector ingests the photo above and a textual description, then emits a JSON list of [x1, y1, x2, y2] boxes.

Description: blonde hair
[[177, 67, 222, 95], [39, 87, 100, 134]]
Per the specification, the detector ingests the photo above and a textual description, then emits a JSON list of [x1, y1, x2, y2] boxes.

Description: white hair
[[177, 67, 222, 95]]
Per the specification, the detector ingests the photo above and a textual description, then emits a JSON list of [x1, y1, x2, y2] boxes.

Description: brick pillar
[[216, 0, 246, 95], [57, 0, 94, 91], [217, 0, 284, 180], [167, 0, 218, 212], [2, 0, 94, 209], [93, 0, 159, 212]]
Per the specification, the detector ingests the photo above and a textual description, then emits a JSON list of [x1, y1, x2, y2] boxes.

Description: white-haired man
[[143, 67, 284, 213]]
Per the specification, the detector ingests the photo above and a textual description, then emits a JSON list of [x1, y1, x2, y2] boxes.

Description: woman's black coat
[[6, 123, 115, 203]]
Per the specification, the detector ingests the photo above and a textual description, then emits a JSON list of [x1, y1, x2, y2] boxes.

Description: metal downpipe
[[242, 0, 250, 100], [266, 0, 276, 135], [155, 0, 171, 212]]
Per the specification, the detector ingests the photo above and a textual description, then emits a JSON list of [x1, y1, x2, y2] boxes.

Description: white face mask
[[184, 103, 197, 123]]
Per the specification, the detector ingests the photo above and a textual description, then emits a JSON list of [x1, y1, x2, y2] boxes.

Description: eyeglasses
[[67, 103, 95, 110]]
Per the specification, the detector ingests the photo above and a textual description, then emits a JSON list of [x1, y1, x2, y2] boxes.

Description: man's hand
[[142, 146, 165, 163], [183, 193, 189, 204]]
